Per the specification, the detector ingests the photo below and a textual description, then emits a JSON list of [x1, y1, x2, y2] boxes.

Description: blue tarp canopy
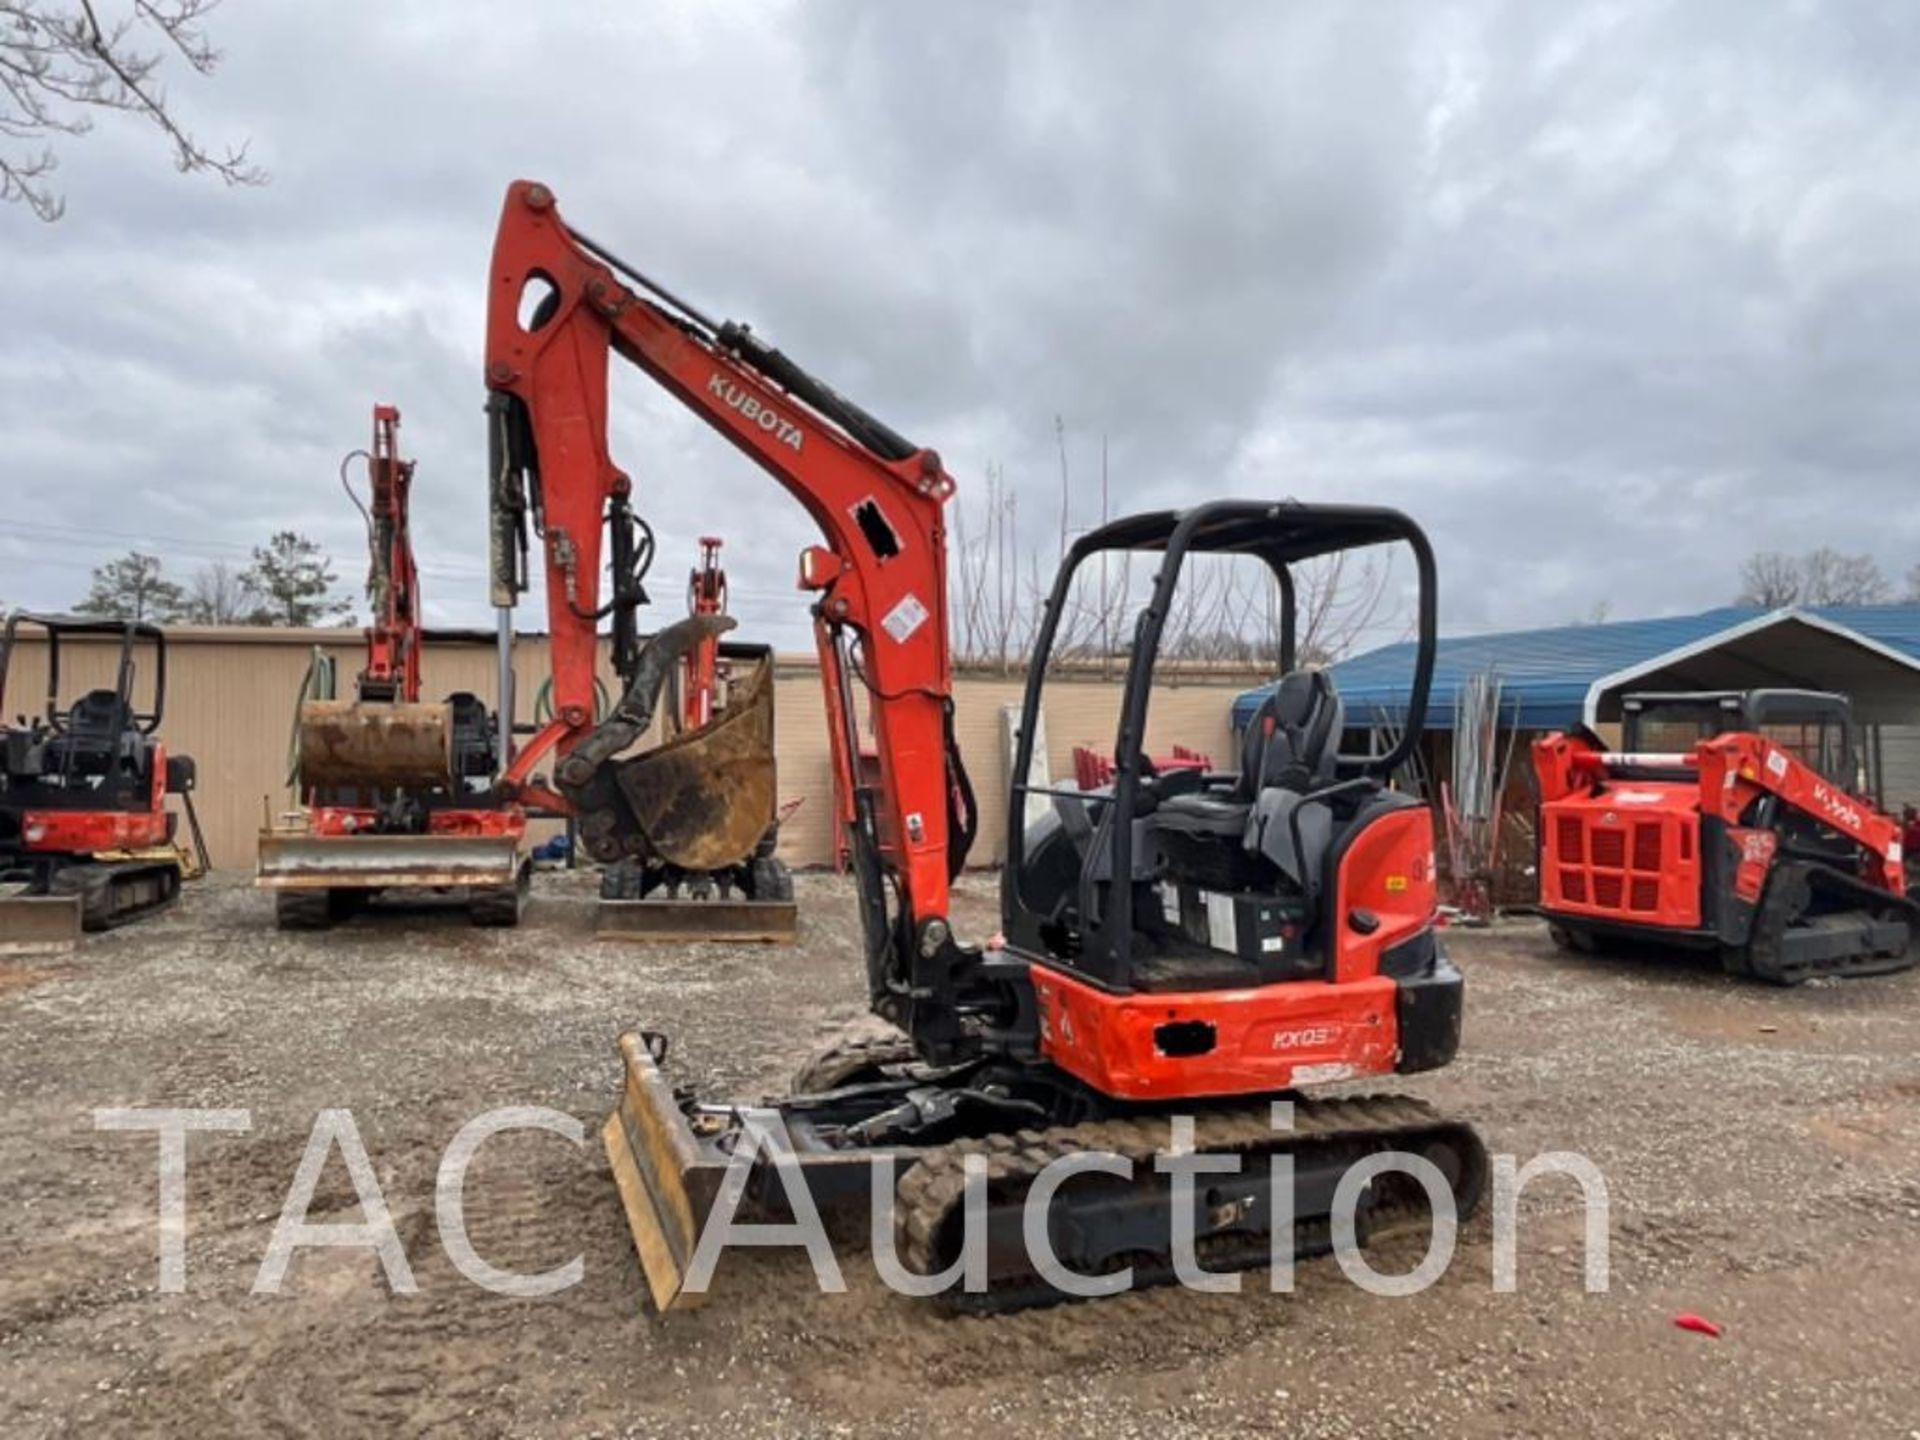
[[1232, 604, 1920, 732]]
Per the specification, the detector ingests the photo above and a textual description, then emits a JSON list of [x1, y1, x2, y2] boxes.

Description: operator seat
[[1154, 669, 1345, 892], [50, 690, 138, 780]]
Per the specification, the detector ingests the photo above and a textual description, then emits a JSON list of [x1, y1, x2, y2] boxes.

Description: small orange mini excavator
[[1534, 689, 1917, 983], [0, 614, 205, 946], [255, 405, 529, 928], [483, 180, 1485, 1311]]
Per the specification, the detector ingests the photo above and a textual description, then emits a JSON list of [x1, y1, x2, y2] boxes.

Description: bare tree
[[1736, 547, 1890, 607], [181, 557, 254, 623], [1799, 546, 1890, 604], [1736, 551, 1803, 607], [1289, 548, 1397, 664], [1569, 599, 1612, 626], [2, 0, 263, 221]]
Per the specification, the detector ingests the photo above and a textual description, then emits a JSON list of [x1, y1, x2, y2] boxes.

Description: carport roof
[[1230, 604, 1920, 731]]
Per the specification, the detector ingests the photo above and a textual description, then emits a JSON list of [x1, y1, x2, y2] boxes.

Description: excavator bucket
[[295, 700, 456, 789], [256, 830, 524, 890], [603, 1031, 731, 1312], [611, 653, 779, 871], [0, 890, 82, 954]]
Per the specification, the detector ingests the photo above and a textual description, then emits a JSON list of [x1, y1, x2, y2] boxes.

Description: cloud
[[4, 0, 1920, 655]]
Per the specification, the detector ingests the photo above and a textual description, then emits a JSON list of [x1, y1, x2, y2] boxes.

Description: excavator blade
[[603, 1031, 730, 1312], [611, 654, 778, 871], [256, 831, 525, 889], [0, 890, 82, 954], [295, 700, 456, 790]]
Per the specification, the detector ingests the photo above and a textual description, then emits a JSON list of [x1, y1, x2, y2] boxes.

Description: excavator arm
[[359, 404, 422, 704], [483, 181, 982, 1038]]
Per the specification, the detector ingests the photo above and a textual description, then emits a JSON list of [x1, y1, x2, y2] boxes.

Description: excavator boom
[[484, 180, 974, 1027]]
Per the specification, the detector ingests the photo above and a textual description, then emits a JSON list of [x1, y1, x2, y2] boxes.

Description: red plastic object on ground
[[1673, 1313, 1722, 1338]]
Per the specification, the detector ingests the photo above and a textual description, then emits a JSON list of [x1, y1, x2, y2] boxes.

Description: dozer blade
[[596, 897, 797, 944], [603, 1030, 731, 1312], [612, 653, 778, 872], [256, 831, 524, 890], [0, 892, 82, 954], [296, 700, 456, 789]]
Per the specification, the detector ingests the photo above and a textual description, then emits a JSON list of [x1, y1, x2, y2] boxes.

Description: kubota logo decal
[[1809, 781, 1864, 833], [708, 372, 803, 451]]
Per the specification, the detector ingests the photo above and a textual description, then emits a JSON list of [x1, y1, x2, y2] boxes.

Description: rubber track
[[274, 889, 333, 931], [1747, 859, 1918, 984], [894, 1094, 1486, 1315], [790, 1029, 920, 1095], [54, 862, 180, 932]]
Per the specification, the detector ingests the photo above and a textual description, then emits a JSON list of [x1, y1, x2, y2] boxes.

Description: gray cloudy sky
[[5, 0, 1919, 650]]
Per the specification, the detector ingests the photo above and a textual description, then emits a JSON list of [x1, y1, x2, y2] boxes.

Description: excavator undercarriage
[[607, 1029, 1488, 1314]]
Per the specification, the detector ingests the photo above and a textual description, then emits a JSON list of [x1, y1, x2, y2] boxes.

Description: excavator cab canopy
[[0, 613, 168, 737], [1002, 501, 1438, 990]]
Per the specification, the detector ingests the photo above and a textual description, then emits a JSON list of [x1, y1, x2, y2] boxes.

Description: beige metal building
[[1, 625, 1250, 871]]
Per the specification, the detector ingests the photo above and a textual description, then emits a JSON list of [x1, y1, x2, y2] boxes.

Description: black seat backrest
[[52, 689, 135, 780], [68, 689, 132, 740], [1240, 670, 1343, 798]]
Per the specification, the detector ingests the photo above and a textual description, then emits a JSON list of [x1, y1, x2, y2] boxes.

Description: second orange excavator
[[256, 405, 529, 928]]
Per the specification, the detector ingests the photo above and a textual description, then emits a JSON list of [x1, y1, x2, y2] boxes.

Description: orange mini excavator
[[0, 614, 205, 946], [256, 405, 529, 928], [1534, 689, 1917, 983], [483, 180, 1485, 1311]]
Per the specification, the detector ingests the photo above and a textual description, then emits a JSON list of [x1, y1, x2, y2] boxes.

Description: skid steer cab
[[0, 613, 206, 942], [1534, 688, 1918, 984]]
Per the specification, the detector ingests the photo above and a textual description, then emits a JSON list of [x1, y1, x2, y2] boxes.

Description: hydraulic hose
[[284, 647, 338, 787]]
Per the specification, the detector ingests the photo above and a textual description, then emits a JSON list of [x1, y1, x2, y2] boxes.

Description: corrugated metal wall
[[1, 628, 1247, 871], [1873, 724, 1920, 812]]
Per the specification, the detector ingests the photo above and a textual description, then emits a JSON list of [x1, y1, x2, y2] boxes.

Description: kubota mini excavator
[[0, 614, 205, 946], [485, 180, 1484, 1311], [256, 405, 529, 928], [1534, 689, 1917, 983]]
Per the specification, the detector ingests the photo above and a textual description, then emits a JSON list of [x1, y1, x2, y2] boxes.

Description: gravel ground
[[2, 869, 1918, 1438]]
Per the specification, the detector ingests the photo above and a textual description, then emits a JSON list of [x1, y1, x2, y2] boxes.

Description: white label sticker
[[1159, 882, 1181, 925], [881, 593, 929, 643], [1204, 890, 1238, 954], [1261, 934, 1287, 953], [1765, 749, 1789, 777]]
